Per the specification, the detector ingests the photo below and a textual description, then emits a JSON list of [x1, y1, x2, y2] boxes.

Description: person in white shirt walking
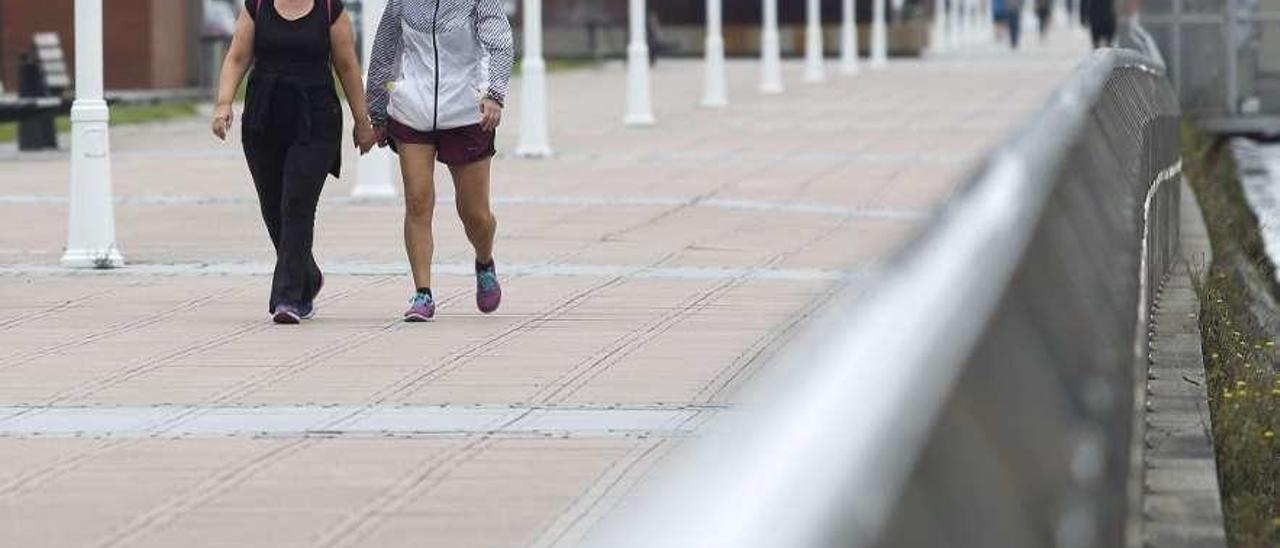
[[365, 0, 514, 322]]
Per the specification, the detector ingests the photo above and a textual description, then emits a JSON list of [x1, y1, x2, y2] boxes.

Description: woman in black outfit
[[212, 0, 375, 324]]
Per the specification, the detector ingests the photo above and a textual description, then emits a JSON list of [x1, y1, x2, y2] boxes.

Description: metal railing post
[[1172, 0, 1182, 95], [1225, 0, 1239, 114]]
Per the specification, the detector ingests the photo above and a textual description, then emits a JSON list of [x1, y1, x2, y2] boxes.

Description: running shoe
[[404, 292, 436, 322], [272, 304, 302, 325], [476, 262, 502, 314]]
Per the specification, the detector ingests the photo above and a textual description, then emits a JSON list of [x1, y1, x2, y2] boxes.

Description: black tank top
[[245, 0, 344, 78], [243, 0, 346, 176]]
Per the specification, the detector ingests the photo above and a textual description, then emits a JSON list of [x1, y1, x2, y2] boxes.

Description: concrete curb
[[1140, 181, 1227, 548]]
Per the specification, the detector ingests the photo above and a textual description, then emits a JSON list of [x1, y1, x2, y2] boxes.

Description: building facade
[[0, 0, 202, 92]]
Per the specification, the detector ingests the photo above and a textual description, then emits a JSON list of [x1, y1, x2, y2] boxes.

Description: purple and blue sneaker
[[272, 304, 302, 325], [476, 262, 502, 314], [404, 292, 436, 322]]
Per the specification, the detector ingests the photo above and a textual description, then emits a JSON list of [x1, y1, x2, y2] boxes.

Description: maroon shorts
[[387, 118, 496, 166]]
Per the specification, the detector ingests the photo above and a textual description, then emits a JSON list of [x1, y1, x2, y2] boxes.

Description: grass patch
[[516, 58, 599, 74], [1185, 121, 1280, 547], [0, 101, 199, 144]]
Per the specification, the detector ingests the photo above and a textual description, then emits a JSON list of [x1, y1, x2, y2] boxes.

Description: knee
[[405, 192, 435, 221], [460, 208, 496, 232]]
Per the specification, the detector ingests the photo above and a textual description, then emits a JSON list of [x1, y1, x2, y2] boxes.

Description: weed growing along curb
[[1184, 123, 1280, 547]]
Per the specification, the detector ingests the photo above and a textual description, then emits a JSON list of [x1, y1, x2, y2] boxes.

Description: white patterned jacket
[[366, 0, 514, 131]]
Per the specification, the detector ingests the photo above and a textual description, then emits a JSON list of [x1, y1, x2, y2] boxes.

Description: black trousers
[[242, 85, 341, 312]]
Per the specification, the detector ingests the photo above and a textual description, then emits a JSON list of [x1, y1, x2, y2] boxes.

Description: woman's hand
[[212, 104, 234, 141], [353, 119, 376, 154], [479, 98, 502, 132]]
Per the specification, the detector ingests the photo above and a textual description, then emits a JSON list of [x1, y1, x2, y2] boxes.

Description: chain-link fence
[[1128, 0, 1280, 120]]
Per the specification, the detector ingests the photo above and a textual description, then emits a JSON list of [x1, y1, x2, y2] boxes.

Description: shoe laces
[[477, 270, 499, 291], [409, 293, 433, 306]]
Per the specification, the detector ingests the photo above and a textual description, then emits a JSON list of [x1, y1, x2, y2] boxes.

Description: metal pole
[[702, 0, 728, 107], [64, 0, 124, 268], [352, 0, 398, 197], [1172, 0, 1182, 95], [761, 0, 784, 94], [805, 0, 826, 83], [1225, 0, 1239, 115], [624, 0, 655, 125], [516, 0, 553, 155], [872, 0, 889, 68], [841, 0, 862, 74]]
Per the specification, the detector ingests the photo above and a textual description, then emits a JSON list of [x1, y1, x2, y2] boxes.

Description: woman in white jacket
[[366, 0, 514, 322]]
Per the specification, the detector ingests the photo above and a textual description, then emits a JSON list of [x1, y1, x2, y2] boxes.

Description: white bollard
[[930, 0, 948, 54], [804, 0, 825, 83], [840, 0, 861, 74], [987, 0, 994, 40], [702, 0, 728, 107], [760, 0, 784, 94], [516, 0, 553, 156], [967, 0, 977, 42], [63, 0, 123, 268], [353, 0, 398, 197], [871, 0, 888, 68], [1053, 0, 1069, 29], [624, 0, 655, 126], [948, 0, 961, 48]]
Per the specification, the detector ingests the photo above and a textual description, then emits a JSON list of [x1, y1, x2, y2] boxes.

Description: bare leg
[[399, 142, 438, 290], [448, 158, 498, 264]]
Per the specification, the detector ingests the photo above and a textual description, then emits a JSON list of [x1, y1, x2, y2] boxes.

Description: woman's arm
[[212, 10, 255, 140], [365, 0, 403, 130], [330, 11, 374, 153], [474, 0, 514, 131]]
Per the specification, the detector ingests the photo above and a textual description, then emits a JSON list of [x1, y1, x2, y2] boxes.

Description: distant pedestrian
[[1007, 0, 1025, 48], [1089, 0, 1117, 47], [1035, 0, 1051, 39], [365, 0, 513, 322], [994, 0, 1009, 41], [211, 0, 376, 324]]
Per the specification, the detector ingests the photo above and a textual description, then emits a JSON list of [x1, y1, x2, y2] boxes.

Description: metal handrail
[[582, 49, 1180, 548]]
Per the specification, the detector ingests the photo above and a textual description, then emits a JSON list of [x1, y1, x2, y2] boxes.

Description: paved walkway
[[0, 35, 1083, 547]]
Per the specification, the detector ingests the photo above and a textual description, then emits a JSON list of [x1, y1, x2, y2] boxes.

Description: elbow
[[334, 58, 360, 79], [225, 52, 251, 71]]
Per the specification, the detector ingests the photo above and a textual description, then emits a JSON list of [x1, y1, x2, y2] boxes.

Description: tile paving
[[0, 36, 1084, 547]]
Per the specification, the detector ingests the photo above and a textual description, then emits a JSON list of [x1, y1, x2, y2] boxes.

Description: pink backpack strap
[[327, 0, 332, 22]]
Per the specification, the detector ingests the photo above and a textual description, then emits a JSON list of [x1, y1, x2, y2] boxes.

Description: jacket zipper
[[431, 0, 440, 131]]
